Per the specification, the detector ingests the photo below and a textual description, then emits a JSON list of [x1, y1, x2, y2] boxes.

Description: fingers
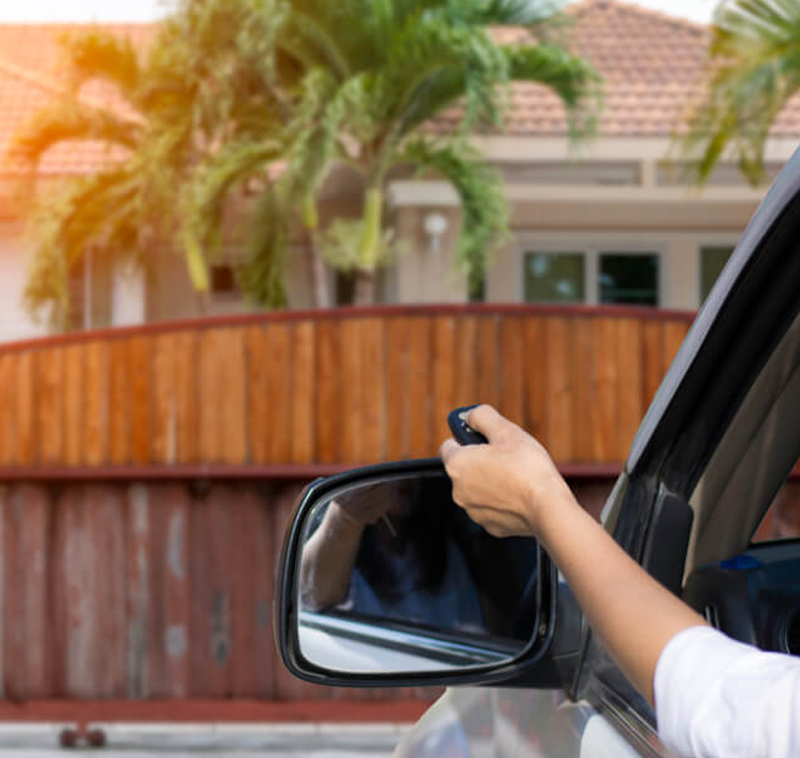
[[439, 437, 460, 465], [466, 404, 509, 442]]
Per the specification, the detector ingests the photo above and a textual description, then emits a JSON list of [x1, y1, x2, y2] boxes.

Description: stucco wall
[[0, 223, 47, 342]]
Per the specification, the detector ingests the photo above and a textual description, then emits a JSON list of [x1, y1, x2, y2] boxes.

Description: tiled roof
[[0, 23, 150, 175], [1, 2, 799, 177]]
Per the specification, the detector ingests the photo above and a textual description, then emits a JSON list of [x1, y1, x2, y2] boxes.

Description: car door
[[395, 146, 800, 756]]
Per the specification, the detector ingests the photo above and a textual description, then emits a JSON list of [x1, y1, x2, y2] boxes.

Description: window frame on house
[[518, 240, 667, 308]]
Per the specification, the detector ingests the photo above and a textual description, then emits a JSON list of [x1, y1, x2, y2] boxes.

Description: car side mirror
[[275, 459, 582, 689]]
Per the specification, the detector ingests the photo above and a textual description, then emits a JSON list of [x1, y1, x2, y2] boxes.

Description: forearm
[[299, 502, 365, 610], [537, 490, 707, 705]]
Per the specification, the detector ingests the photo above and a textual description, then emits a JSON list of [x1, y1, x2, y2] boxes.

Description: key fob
[[447, 405, 488, 446]]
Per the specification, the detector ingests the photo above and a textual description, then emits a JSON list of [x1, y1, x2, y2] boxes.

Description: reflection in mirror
[[296, 472, 539, 675]]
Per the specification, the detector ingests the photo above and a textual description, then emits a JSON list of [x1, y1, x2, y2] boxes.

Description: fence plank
[[361, 318, 386, 462], [62, 488, 96, 697], [91, 486, 126, 697], [316, 320, 340, 464], [546, 317, 572, 461], [499, 316, 524, 427], [152, 334, 177, 465], [593, 318, 618, 464], [642, 320, 665, 409], [665, 321, 689, 367], [83, 342, 108, 466], [221, 329, 247, 465], [267, 324, 292, 464], [128, 337, 152, 465], [15, 353, 35, 466], [174, 331, 198, 465], [199, 330, 223, 464], [340, 319, 363, 463], [476, 317, 500, 409], [37, 347, 63, 465], [63, 346, 84, 467], [2, 488, 22, 698], [109, 339, 130, 465], [126, 484, 150, 698], [0, 357, 15, 466], [572, 317, 595, 463], [617, 318, 644, 461], [386, 318, 409, 460], [246, 326, 270, 465], [432, 316, 456, 446], [163, 486, 191, 698], [453, 316, 479, 412], [291, 323, 316, 464], [407, 318, 432, 458], [522, 316, 547, 438]]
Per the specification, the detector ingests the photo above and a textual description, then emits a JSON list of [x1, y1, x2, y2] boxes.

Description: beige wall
[[0, 222, 47, 342]]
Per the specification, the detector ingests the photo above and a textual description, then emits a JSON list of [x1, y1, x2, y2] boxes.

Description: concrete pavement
[[0, 723, 409, 756]]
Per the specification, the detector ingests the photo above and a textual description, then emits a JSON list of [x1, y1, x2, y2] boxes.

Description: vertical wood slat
[[0, 355, 15, 466], [152, 334, 177, 465], [15, 353, 36, 466], [498, 316, 524, 426], [37, 347, 63, 465], [63, 346, 84, 467], [617, 318, 644, 461], [476, 317, 499, 409], [523, 316, 547, 439], [340, 319, 363, 463], [546, 317, 572, 462], [109, 339, 130, 466], [360, 319, 386, 463], [407, 318, 432, 458], [83, 342, 108, 467], [386, 318, 409, 460], [432, 316, 456, 446], [316, 320, 340, 464], [246, 326, 270, 465], [290, 322, 316, 464], [571, 317, 595, 463], [593, 318, 618, 464], [268, 324, 292, 464], [128, 337, 151, 465]]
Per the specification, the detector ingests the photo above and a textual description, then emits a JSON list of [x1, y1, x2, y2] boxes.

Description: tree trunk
[[308, 236, 330, 308], [302, 198, 330, 308], [353, 268, 375, 305]]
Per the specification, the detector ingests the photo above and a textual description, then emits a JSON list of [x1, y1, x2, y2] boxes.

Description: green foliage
[[676, 0, 800, 186], [402, 138, 509, 298], [14, 0, 599, 321]]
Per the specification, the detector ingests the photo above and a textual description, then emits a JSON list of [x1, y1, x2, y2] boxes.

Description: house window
[[210, 264, 239, 297], [523, 248, 660, 307], [524, 252, 585, 304], [700, 246, 734, 304], [599, 253, 659, 306]]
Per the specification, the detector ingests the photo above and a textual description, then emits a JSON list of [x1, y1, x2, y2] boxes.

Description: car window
[[752, 474, 800, 542]]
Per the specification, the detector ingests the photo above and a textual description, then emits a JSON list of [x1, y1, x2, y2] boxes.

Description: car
[[274, 144, 800, 756]]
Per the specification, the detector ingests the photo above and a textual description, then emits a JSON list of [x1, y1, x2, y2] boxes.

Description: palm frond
[[676, 0, 800, 185], [401, 138, 509, 297], [9, 100, 141, 166], [239, 188, 289, 307], [59, 29, 142, 99]]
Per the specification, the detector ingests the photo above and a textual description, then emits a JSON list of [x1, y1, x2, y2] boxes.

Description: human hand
[[330, 481, 399, 526], [439, 405, 577, 539]]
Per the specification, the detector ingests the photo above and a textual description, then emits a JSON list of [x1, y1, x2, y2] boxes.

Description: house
[[1, 0, 799, 341]]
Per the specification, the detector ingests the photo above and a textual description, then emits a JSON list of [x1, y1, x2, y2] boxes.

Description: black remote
[[447, 405, 488, 446]]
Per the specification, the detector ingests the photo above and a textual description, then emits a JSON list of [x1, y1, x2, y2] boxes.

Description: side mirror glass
[[278, 463, 546, 681]]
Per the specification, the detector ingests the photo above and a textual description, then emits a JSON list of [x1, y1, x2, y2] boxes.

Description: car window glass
[[752, 474, 800, 542]]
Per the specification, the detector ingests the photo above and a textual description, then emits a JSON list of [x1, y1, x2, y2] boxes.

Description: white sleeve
[[654, 625, 800, 758]]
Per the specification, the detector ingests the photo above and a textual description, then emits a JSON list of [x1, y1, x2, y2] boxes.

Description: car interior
[[685, 306, 800, 656]]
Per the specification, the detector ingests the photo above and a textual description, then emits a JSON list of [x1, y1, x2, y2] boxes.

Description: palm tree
[[677, 0, 800, 186], [10, 29, 220, 327], [177, 0, 599, 304]]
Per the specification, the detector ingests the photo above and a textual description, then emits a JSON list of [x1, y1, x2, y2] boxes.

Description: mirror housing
[[275, 459, 584, 690]]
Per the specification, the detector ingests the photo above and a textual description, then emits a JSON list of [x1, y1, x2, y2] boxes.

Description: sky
[[0, 0, 719, 24]]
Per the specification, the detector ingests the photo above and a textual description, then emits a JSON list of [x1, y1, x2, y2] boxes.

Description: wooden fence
[[0, 304, 692, 474], [0, 305, 694, 709]]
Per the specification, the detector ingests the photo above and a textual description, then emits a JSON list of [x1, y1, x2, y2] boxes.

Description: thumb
[[466, 404, 509, 442]]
